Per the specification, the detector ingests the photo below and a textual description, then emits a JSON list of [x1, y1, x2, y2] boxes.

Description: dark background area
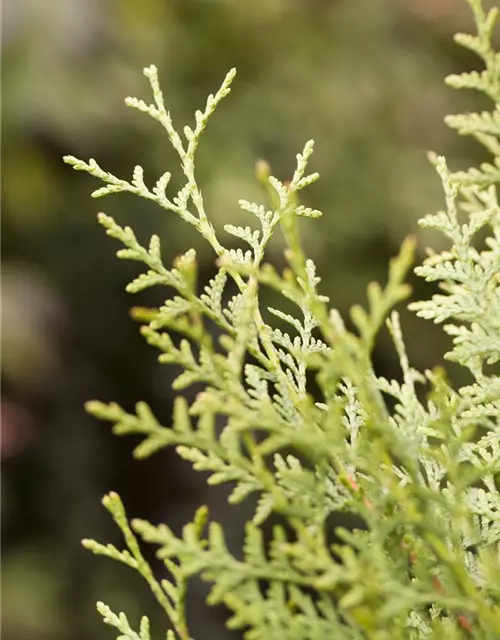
[[2, 1, 495, 638]]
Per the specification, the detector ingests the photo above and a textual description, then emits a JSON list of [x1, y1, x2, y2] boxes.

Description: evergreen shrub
[[64, 1, 500, 636]]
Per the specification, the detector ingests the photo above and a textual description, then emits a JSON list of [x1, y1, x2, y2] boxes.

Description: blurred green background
[[2, 0, 494, 638]]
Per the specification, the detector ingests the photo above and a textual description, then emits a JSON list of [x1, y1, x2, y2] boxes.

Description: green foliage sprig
[[65, 0, 500, 637]]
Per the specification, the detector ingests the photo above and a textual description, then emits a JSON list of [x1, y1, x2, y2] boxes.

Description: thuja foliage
[[64, 1, 500, 637]]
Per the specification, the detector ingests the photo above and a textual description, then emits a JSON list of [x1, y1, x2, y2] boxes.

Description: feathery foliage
[[65, 0, 500, 637]]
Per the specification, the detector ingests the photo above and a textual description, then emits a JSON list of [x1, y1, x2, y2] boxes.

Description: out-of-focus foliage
[[2, 1, 495, 639]]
